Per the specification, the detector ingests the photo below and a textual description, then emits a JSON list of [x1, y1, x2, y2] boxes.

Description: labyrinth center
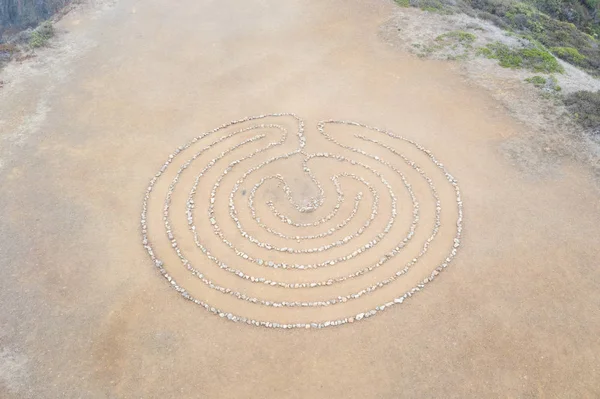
[[142, 114, 463, 329]]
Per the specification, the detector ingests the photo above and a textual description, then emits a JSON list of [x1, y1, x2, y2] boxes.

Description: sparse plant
[[525, 75, 562, 92], [545, 75, 561, 92]]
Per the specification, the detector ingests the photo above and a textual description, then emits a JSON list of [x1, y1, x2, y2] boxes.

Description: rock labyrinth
[[141, 114, 464, 329]]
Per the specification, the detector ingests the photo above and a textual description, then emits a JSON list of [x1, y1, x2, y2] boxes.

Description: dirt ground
[[1, 0, 599, 398]]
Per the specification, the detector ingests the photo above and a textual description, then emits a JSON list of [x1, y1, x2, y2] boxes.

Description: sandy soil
[[1, 0, 599, 398]]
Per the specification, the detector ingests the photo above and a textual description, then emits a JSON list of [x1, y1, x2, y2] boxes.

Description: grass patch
[[479, 42, 564, 73], [28, 22, 54, 48], [563, 90, 600, 134]]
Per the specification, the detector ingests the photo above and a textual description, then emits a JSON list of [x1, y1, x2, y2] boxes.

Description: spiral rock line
[[141, 113, 463, 329]]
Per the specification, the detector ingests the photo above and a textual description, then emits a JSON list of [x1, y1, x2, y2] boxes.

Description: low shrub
[[28, 21, 54, 48], [525, 75, 547, 86], [408, 0, 455, 13], [480, 41, 564, 72], [550, 46, 587, 65], [461, 0, 600, 75], [563, 90, 600, 134], [520, 46, 563, 72], [477, 11, 510, 28]]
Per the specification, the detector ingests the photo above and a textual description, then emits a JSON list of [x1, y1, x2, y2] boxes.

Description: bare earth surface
[[1, 0, 599, 398]]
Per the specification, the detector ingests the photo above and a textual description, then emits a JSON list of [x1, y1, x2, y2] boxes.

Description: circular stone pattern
[[141, 114, 463, 329]]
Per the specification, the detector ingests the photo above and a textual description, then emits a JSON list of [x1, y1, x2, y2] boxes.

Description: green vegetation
[[394, 0, 600, 75], [394, 0, 411, 7], [563, 90, 600, 133], [550, 46, 586, 64], [436, 30, 477, 43], [525, 74, 562, 90], [470, 0, 600, 74], [525, 75, 548, 86], [422, 1, 452, 13], [527, 0, 599, 37], [408, 0, 454, 13], [470, 0, 599, 38], [479, 41, 564, 72], [393, 0, 600, 136], [28, 21, 54, 48]]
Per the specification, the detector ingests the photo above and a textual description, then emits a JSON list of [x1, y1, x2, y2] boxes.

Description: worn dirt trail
[[1, 0, 599, 398]]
